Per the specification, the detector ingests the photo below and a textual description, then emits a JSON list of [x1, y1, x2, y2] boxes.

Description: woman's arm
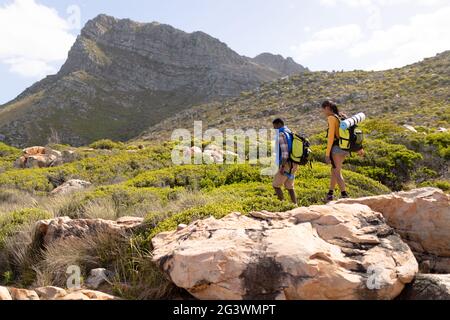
[[326, 116, 336, 157]]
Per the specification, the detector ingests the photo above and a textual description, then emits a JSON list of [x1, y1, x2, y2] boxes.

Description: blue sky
[[0, 0, 449, 104]]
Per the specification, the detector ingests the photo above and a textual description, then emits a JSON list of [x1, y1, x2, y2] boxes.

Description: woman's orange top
[[326, 115, 340, 157]]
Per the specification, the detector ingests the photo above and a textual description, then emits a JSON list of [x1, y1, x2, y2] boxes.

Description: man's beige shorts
[[273, 163, 298, 190]]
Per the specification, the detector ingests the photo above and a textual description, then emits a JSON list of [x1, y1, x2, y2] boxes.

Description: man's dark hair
[[272, 118, 285, 126]]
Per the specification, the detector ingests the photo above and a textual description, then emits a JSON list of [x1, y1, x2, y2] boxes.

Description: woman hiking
[[321, 100, 364, 202]]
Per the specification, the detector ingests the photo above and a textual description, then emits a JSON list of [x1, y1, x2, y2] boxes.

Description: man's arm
[[279, 133, 290, 168]]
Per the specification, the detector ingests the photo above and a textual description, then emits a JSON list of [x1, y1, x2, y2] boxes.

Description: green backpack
[[290, 133, 313, 166]]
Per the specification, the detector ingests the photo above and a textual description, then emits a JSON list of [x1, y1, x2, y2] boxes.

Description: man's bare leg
[[288, 189, 297, 205], [274, 187, 284, 201]]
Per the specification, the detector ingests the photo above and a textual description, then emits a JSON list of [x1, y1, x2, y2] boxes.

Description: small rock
[[0, 286, 12, 300], [86, 268, 111, 290], [8, 288, 40, 300], [79, 289, 117, 300], [177, 224, 188, 231], [35, 286, 67, 300], [5, 285, 119, 300], [62, 292, 91, 300], [403, 125, 418, 133], [50, 179, 92, 196]]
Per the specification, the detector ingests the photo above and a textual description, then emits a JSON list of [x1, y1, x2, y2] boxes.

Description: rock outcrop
[[337, 188, 450, 273], [182, 145, 238, 164], [50, 179, 92, 196], [398, 274, 450, 300], [34, 216, 144, 247], [14, 146, 64, 169], [253, 53, 308, 76], [0, 286, 118, 300], [152, 203, 418, 300], [0, 14, 306, 147]]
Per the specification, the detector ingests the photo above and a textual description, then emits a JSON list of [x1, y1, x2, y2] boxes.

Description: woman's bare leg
[[330, 164, 338, 192], [332, 153, 347, 192]]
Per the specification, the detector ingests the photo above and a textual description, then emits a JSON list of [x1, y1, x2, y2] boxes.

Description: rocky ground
[[152, 188, 449, 300], [1, 187, 448, 300]]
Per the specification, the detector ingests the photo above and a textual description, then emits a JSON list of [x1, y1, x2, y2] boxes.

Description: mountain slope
[[0, 14, 306, 147], [141, 51, 450, 140]]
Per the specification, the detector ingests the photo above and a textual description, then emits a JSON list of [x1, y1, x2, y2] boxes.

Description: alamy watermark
[[171, 121, 280, 176], [66, 265, 82, 289]]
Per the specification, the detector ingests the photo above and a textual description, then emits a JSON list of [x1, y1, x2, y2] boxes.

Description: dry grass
[[30, 230, 177, 299], [83, 198, 118, 220], [0, 189, 38, 215], [1, 222, 42, 286], [34, 235, 102, 287]]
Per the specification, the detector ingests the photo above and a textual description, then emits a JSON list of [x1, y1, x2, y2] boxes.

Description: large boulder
[[152, 203, 418, 300], [337, 188, 450, 273], [34, 216, 144, 247], [50, 179, 92, 196], [398, 274, 450, 300], [14, 146, 64, 169], [25, 154, 57, 168]]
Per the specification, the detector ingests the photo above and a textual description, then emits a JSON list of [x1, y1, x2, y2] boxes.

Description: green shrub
[[0, 142, 21, 160], [0, 143, 22, 174], [127, 164, 264, 190], [89, 139, 125, 150], [419, 180, 450, 192], [426, 132, 450, 160], [0, 169, 53, 193], [347, 139, 423, 190]]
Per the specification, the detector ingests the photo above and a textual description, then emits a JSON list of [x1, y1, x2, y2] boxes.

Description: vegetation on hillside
[[144, 52, 449, 140]]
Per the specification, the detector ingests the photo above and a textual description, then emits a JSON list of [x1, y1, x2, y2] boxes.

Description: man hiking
[[272, 118, 298, 205]]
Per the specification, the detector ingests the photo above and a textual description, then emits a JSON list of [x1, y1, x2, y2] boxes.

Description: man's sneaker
[[341, 192, 350, 199], [325, 194, 334, 203]]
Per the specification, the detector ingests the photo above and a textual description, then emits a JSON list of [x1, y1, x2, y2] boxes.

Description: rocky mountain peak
[[253, 52, 308, 76], [0, 14, 307, 147]]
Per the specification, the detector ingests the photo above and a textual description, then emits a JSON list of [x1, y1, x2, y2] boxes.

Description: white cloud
[[349, 6, 450, 70], [0, 0, 76, 78], [319, 0, 447, 7], [294, 4, 450, 71], [291, 24, 363, 61]]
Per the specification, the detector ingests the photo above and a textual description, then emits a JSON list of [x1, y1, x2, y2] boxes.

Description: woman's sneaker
[[325, 193, 334, 203], [341, 192, 350, 199]]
